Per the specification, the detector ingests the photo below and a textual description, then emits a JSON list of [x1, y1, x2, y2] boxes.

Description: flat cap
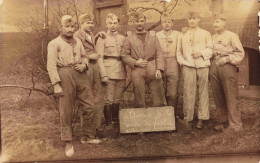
[[79, 13, 94, 24], [213, 13, 226, 21], [61, 15, 76, 25]]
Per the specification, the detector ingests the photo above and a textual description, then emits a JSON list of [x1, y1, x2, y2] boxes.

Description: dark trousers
[[86, 62, 104, 131], [209, 61, 242, 130], [131, 67, 166, 108], [58, 67, 96, 141]]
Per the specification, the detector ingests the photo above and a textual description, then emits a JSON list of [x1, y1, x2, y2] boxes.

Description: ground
[[1, 71, 259, 162]]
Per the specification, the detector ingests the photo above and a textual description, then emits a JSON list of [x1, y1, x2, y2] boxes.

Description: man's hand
[[96, 31, 106, 39], [54, 84, 63, 97], [216, 56, 229, 66], [74, 63, 86, 72], [89, 53, 101, 60], [101, 76, 109, 85], [135, 59, 148, 68], [155, 70, 162, 79], [192, 50, 202, 59]]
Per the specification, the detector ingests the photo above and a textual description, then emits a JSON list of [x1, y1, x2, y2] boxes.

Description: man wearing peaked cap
[[156, 13, 180, 110], [210, 12, 245, 133], [176, 9, 213, 130], [74, 12, 106, 140], [96, 13, 126, 138], [47, 15, 101, 157], [121, 11, 166, 108]]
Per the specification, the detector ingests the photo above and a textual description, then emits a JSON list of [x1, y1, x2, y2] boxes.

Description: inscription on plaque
[[119, 106, 175, 133]]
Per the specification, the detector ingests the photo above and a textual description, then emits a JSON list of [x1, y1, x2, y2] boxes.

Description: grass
[[1, 80, 260, 162]]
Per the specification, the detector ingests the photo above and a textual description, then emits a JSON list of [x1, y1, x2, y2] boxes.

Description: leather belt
[[103, 56, 122, 61]]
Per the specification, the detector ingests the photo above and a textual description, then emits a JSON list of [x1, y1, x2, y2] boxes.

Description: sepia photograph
[[0, 0, 259, 162]]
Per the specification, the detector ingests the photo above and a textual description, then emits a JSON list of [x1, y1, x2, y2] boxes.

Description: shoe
[[80, 136, 87, 144], [103, 124, 118, 139], [86, 138, 102, 144], [196, 119, 203, 129], [214, 124, 225, 131], [65, 142, 74, 157]]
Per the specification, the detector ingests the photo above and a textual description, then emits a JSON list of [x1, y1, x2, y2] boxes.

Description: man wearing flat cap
[[122, 12, 166, 108], [47, 15, 101, 157], [74, 13, 105, 138], [210, 13, 244, 133], [96, 13, 126, 138], [156, 13, 180, 109], [177, 10, 213, 130]]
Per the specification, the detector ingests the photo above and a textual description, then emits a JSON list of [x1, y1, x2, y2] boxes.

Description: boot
[[103, 105, 112, 125], [103, 105, 117, 139], [112, 103, 119, 124]]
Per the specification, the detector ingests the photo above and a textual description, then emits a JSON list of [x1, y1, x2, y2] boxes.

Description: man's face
[[135, 18, 146, 31], [213, 19, 226, 32], [162, 19, 173, 31], [187, 16, 200, 28], [106, 19, 119, 32], [81, 20, 94, 33], [61, 23, 75, 37]]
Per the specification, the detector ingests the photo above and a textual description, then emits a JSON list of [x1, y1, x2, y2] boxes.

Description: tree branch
[[0, 85, 52, 96]]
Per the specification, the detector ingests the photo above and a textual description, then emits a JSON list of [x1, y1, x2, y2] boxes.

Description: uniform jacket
[[212, 30, 245, 65], [121, 31, 164, 72], [177, 27, 213, 68], [156, 30, 180, 71], [74, 29, 95, 56], [96, 31, 126, 80], [47, 36, 88, 85]]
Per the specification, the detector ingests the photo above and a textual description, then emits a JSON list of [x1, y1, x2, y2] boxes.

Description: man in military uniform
[[74, 13, 105, 138], [177, 10, 213, 129], [47, 15, 101, 157], [122, 12, 166, 108], [96, 13, 126, 138], [156, 13, 180, 109], [210, 13, 245, 133]]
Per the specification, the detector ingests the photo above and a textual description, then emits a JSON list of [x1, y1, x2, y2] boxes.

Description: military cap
[[131, 12, 146, 21], [186, 9, 200, 19], [161, 13, 173, 22], [106, 13, 120, 23], [79, 13, 94, 24], [61, 15, 76, 26], [213, 13, 226, 21]]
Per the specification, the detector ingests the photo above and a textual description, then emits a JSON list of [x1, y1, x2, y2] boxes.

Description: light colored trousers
[[163, 57, 180, 108], [104, 79, 126, 105], [182, 66, 210, 122]]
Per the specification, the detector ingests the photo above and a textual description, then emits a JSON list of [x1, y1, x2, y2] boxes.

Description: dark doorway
[[248, 48, 260, 86]]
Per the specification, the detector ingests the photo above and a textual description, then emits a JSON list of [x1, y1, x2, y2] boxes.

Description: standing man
[[177, 10, 213, 129], [96, 13, 126, 138], [74, 13, 105, 137], [122, 12, 166, 108], [156, 13, 180, 109], [210, 13, 244, 133], [47, 15, 101, 157]]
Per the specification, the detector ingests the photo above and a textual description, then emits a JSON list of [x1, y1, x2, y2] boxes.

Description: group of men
[[47, 10, 245, 157]]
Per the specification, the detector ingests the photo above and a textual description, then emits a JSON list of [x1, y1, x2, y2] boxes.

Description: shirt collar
[[107, 30, 118, 37]]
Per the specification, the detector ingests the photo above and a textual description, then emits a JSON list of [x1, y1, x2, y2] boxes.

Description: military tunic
[[122, 31, 166, 107], [74, 29, 104, 131], [156, 30, 180, 108], [96, 31, 126, 105], [210, 30, 245, 130], [177, 27, 213, 122]]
